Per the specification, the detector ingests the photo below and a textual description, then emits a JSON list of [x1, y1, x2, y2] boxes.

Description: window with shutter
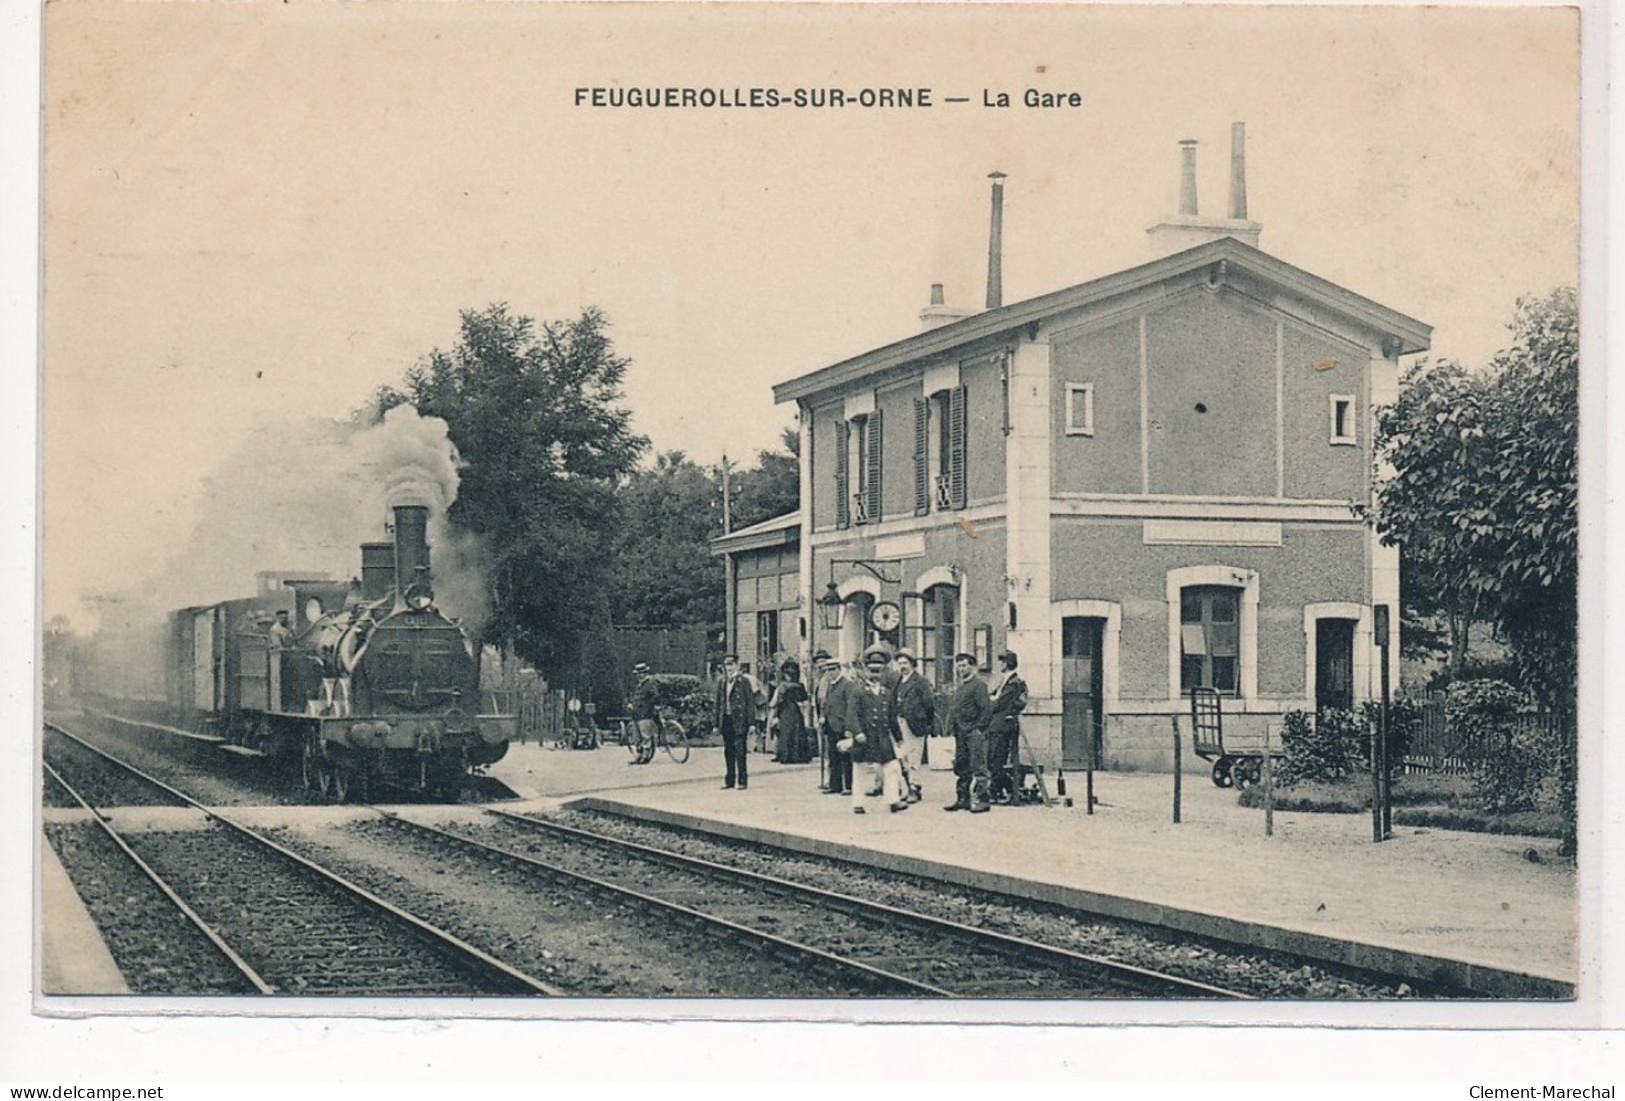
[[913, 397, 930, 516], [865, 408, 883, 524], [948, 384, 968, 510], [834, 419, 850, 529]]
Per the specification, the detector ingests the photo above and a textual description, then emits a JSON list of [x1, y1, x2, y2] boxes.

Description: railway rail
[[42, 720, 561, 997], [400, 809, 1252, 999]]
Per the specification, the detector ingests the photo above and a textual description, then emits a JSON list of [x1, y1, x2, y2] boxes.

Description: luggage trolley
[[1188, 687, 1279, 790]]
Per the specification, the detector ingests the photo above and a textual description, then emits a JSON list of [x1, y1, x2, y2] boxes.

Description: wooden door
[[1061, 616, 1105, 769]]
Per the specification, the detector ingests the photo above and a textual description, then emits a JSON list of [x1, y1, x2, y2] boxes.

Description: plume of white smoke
[[101, 406, 491, 692]]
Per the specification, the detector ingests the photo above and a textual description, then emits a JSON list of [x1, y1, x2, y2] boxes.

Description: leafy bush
[[1276, 709, 1362, 785], [1447, 679, 1546, 814], [1358, 697, 1420, 766]]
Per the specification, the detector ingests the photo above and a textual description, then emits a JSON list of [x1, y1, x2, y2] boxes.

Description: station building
[[713, 126, 1430, 770]]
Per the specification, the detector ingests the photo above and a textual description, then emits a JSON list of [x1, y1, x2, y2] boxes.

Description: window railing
[[851, 493, 870, 525], [934, 473, 953, 511]]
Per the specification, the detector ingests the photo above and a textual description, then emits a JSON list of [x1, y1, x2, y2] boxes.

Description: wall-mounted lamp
[[818, 558, 905, 631]]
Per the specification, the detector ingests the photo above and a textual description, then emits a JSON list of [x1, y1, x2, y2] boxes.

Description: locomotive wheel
[[1211, 757, 1235, 788]]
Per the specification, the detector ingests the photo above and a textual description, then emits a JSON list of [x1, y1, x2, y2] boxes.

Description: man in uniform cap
[[845, 645, 908, 814]]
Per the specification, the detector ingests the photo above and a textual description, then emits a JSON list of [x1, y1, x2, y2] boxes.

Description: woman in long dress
[[771, 660, 811, 764]]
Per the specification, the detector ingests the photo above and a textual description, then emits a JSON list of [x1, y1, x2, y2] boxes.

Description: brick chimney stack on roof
[[1178, 139, 1199, 216], [919, 282, 974, 331], [1146, 124, 1263, 258], [985, 171, 1006, 310], [1228, 122, 1249, 220]]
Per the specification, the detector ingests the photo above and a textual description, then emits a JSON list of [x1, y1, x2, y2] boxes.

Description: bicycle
[[622, 709, 690, 764]]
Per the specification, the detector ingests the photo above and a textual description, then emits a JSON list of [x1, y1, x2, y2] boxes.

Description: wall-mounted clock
[[870, 601, 902, 632]]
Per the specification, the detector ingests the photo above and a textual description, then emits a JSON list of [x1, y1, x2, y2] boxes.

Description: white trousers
[[853, 758, 902, 809], [894, 733, 921, 789]]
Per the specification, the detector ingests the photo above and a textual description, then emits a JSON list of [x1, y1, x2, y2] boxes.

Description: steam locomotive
[[165, 504, 513, 801]]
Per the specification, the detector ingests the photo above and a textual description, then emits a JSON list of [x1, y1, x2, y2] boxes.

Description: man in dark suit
[[944, 651, 992, 813], [890, 648, 934, 804], [818, 654, 857, 795], [714, 654, 759, 790], [987, 650, 1029, 802]]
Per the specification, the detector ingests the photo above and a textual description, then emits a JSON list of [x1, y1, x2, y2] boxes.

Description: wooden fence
[[1400, 699, 1569, 775]]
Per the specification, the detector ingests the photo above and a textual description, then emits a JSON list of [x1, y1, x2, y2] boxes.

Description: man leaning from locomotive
[[944, 651, 993, 813], [845, 645, 909, 814]]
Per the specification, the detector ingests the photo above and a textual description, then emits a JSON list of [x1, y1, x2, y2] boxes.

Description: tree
[[1373, 358, 1492, 674], [610, 450, 726, 629], [729, 423, 800, 531], [404, 304, 648, 676], [1375, 287, 1577, 707], [1477, 287, 1578, 708]]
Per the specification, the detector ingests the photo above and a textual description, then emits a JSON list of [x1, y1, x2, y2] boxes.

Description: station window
[[1330, 395, 1356, 445], [1180, 586, 1240, 695], [912, 385, 968, 515], [1065, 382, 1095, 437]]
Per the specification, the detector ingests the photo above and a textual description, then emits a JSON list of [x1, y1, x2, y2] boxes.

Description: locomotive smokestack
[[360, 542, 396, 601], [392, 504, 431, 600]]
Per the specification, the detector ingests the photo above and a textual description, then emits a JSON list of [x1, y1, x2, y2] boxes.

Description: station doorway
[[1061, 616, 1105, 769], [1315, 618, 1356, 713]]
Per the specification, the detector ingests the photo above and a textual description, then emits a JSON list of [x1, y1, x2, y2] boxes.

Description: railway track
[[42, 720, 561, 998], [397, 809, 1252, 999]]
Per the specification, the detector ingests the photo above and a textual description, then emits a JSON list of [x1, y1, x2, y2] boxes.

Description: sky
[[40, 2, 1580, 624]]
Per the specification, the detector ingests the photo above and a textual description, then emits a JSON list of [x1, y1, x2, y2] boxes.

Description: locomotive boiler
[[166, 504, 513, 801]]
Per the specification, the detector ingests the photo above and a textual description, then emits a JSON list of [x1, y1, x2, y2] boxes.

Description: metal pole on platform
[[1262, 724, 1274, 837], [1372, 604, 1390, 843], [1380, 617, 1393, 840], [1171, 714, 1182, 824]]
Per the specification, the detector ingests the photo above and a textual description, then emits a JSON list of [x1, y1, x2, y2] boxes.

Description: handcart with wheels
[[1188, 686, 1279, 790], [554, 698, 603, 750]]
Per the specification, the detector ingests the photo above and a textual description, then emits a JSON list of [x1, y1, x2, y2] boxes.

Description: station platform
[[490, 737, 1579, 998], [41, 833, 129, 996], [37, 734, 1578, 1001]]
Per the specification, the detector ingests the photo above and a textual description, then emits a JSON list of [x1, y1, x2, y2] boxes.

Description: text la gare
[[985, 88, 1084, 108]]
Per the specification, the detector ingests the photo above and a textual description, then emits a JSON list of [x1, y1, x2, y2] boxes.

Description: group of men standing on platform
[[702, 644, 1029, 813], [810, 644, 1028, 816]]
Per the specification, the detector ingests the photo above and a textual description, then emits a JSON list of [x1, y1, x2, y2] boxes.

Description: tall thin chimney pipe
[[986, 171, 1006, 310], [1178, 140, 1199, 216], [1228, 122, 1248, 220]]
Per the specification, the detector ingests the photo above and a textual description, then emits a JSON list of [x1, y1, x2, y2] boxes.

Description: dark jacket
[[821, 673, 858, 734], [946, 674, 992, 738], [714, 673, 759, 732], [891, 672, 936, 742], [845, 678, 897, 763], [988, 672, 1028, 738]]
